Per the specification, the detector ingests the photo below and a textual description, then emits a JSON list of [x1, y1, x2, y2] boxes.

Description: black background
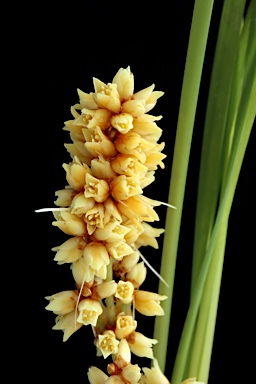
[[22, 1, 255, 382]]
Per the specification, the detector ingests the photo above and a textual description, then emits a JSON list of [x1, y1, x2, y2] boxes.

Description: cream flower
[[81, 107, 111, 130], [181, 379, 205, 384], [52, 310, 83, 341], [110, 174, 143, 201], [114, 131, 155, 163], [91, 154, 117, 180], [93, 77, 121, 113], [77, 298, 103, 326], [52, 236, 88, 264], [112, 66, 134, 100], [115, 312, 137, 339], [84, 126, 117, 158], [93, 220, 131, 243], [52, 210, 87, 237], [71, 242, 109, 284], [70, 193, 95, 216], [111, 113, 133, 134], [117, 195, 160, 226], [115, 280, 134, 304], [111, 154, 148, 177], [140, 358, 170, 383], [127, 331, 158, 359], [106, 240, 134, 261], [84, 173, 109, 203], [95, 330, 120, 359], [84, 203, 105, 235], [45, 290, 78, 315], [132, 114, 163, 142], [134, 290, 167, 316]]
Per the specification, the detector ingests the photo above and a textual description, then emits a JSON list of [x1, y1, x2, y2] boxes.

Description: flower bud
[[52, 211, 87, 236], [134, 290, 167, 316], [45, 290, 78, 315], [87, 366, 108, 384], [126, 261, 147, 288], [112, 66, 134, 100], [52, 236, 88, 264]]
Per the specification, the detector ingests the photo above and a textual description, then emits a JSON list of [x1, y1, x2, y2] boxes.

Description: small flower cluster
[[43, 67, 202, 384]]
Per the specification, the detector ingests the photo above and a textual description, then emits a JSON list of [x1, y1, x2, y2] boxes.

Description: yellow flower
[[127, 331, 158, 359], [115, 280, 134, 304], [84, 203, 105, 235], [77, 88, 99, 110], [52, 236, 88, 264], [45, 290, 78, 315], [81, 107, 111, 130], [71, 242, 109, 285], [52, 210, 87, 236], [132, 114, 163, 142], [62, 155, 92, 191], [95, 330, 120, 359], [115, 312, 137, 339], [70, 193, 95, 216], [110, 174, 143, 201], [91, 154, 117, 180], [110, 113, 133, 134], [52, 310, 83, 342], [117, 195, 160, 226], [134, 290, 167, 316], [84, 173, 109, 203], [93, 220, 131, 243], [140, 358, 170, 384], [77, 298, 103, 326], [84, 126, 117, 158], [114, 131, 155, 163], [111, 154, 148, 177], [106, 240, 134, 261]]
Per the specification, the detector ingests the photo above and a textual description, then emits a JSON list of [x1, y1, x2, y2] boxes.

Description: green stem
[[153, 0, 214, 372]]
